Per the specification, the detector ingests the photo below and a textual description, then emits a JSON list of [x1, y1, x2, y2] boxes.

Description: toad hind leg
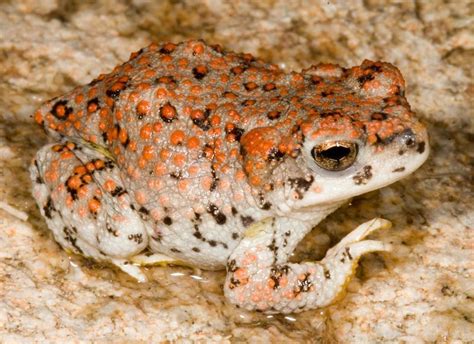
[[224, 218, 392, 314], [31, 141, 150, 281]]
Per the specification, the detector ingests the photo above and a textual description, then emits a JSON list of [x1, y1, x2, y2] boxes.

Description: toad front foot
[[224, 218, 392, 313]]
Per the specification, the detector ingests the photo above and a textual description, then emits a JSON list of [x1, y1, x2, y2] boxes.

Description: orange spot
[[82, 174, 92, 184], [170, 130, 186, 145], [178, 180, 189, 192], [186, 136, 200, 149], [73, 165, 86, 175], [140, 123, 153, 140], [60, 151, 74, 159], [86, 162, 95, 172], [75, 94, 84, 104], [128, 140, 137, 151], [135, 190, 147, 205], [142, 145, 155, 161], [210, 115, 221, 127], [172, 153, 186, 168], [137, 100, 150, 117], [67, 176, 81, 190], [88, 198, 101, 213], [160, 103, 177, 121], [249, 175, 261, 186], [94, 159, 105, 169], [188, 165, 199, 176], [66, 195, 73, 208], [119, 128, 128, 144], [34, 111, 43, 124], [155, 88, 168, 98], [160, 149, 170, 161], [154, 163, 167, 176], [77, 185, 88, 199], [193, 43, 205, 55], [104, 180, 116, 192], [235, 169, 245, 181], [178, 58, 189, 68], [87, 101, 98, 113], [201, 176, 212, 190]]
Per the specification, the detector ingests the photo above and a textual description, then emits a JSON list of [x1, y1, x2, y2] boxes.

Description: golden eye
[[311, 141, 358, 171]]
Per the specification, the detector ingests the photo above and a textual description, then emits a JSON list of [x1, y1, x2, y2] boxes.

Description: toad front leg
[[224, 217, 392, 313], [31, 140, 152, 281]]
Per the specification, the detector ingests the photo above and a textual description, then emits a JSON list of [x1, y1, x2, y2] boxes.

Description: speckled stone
[[0, 0, 472, 342]]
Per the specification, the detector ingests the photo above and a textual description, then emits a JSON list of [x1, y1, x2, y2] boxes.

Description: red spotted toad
[[30, 40, 429, 313]]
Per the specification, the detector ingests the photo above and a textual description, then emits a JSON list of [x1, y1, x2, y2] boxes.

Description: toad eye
[[311, 141, 358, 171]]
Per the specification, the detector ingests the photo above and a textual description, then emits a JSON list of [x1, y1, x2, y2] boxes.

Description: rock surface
[[0, 0, 472, 342]]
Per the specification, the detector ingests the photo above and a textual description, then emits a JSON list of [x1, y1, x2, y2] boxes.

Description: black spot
[[192, 66, 208, 80], [232, 232, 239, 240], [321, 91, 333, 97], [122, 137, 130, 148], [261, 202, 272, 210], [227, 259, 237, 272], [319, 110, 342, 118], [392, 167, 405, 173], [357, 73, 375, 85], [208, 240, 217, 247], [170, 248, 181, 253], [163, 216, 173, 225], [111, 186, 126, 197], [106, 84, 127, 99], [345, 247, 353, 260], [210, 44, 223, 53], [192, 247, 200, 252], [63, 226, 83, 254], [267, 148, 285, 161], [417, 141, 426, 154], [207, 203, 227, 225], [193, 230, 203, 239], [368, 65, 382, 72], [240, 215, 255, 227], [295, 273, 313, 293], [231, 207, 238, 216], [353, 165, 373, 185], [34, 160, 44, 184], [170, 171, 182, 180], [43, 196, 55, 219], [370, 112, 388, 121], [269, 265, 289, 290], [50, 100, 73, 121], [106, 222, 118, 237], [192, 108, 211, 131], [324, 269, 331, 279], [138, 206, 149, 215], [226, 127, 244, 142], [193, 212, 202, 223], [267, 110, 281, 120], [210, 166, 219, 192], [128, 233, 143, 244], [288, 176, 314, 200], [87, 98, 100, 112]]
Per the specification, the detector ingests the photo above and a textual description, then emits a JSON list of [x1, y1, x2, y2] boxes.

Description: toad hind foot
[[224, 218, 392, 314]]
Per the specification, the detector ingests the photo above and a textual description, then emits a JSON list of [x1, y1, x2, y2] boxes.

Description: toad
[[30, 40, 428, 313]]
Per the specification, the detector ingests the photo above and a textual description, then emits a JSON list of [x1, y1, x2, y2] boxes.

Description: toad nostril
[[399, 129, 417, 148]]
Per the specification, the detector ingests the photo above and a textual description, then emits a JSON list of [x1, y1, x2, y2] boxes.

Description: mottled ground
[[0, 0, 472, 342]]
